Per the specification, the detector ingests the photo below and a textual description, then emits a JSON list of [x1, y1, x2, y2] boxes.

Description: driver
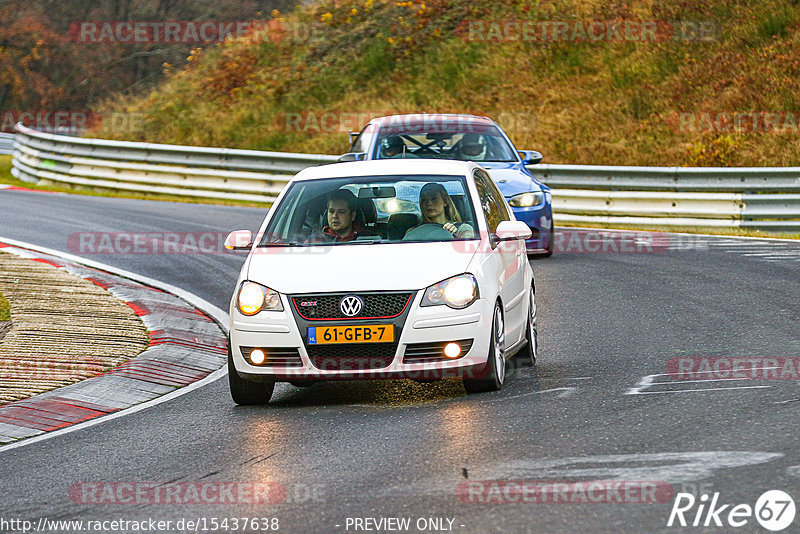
[[457, 133, 487, 161], [379, 136, 417, 158], [409, 182, 474, 238], [306, 189, 363, 243]]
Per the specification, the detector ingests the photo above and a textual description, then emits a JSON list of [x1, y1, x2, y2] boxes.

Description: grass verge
[[0, 291, 9, 322]]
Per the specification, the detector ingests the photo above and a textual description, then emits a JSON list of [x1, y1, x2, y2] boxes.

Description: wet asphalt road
[[1, 189, 799, 534]]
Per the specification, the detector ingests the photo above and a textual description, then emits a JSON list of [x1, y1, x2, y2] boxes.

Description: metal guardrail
[[11, 123, 337, 203], [11, 123, 800, 231], [0, 133, 14, 155], [529, 164, 800, 231]]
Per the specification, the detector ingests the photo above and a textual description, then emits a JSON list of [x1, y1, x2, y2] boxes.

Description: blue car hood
[[479, 162, 547, 197]]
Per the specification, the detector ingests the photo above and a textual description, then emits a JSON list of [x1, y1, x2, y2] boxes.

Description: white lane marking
[[385, 451, 784, 497], [490, 452, 784, 483], [487, 387, 577, 402], [626, 374, 655, 395], [626, 373, 773, 395], [631, 386, 771, 395], [537, 376, 593, 381], [0, 235, 230, 454]]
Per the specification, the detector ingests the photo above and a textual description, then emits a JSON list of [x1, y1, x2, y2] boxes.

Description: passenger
[[412, 182, 474, 238], [306, 189, 363, 243]]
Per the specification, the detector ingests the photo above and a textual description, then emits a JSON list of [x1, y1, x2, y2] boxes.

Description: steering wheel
[[402, 223, 454, 241]]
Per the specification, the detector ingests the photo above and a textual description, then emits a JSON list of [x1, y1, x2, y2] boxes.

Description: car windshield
[[373, 125, 517, 162], [259, 175, 479, 247]]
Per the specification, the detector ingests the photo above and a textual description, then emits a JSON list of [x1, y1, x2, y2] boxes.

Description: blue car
[[341, 114, 553, 255]]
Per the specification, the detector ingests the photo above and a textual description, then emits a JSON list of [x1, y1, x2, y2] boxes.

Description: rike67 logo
[[668, 490, 796, 531]]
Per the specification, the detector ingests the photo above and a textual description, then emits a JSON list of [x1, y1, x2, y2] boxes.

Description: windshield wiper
[[259, 241, 304, 247]]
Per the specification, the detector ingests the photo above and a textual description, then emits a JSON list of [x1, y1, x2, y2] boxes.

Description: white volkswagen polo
[[225, 159, 537, 405]]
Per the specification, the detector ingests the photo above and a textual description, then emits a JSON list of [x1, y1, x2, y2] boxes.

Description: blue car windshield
[[259, 175, 479, 247], [373, 126, 517, 162]]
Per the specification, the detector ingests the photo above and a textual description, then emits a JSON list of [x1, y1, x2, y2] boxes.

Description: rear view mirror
[[338, 152, 367, 162], [358, 186, 397, 199], [519, 150, 543, 166], [224, 230, 253, 251], [493, 220, 532, 243]]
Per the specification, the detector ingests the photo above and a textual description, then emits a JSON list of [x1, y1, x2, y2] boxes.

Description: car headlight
[[421, 274, 478, 309], [508, 192, 544, 208], [237, 281, 283, 315]]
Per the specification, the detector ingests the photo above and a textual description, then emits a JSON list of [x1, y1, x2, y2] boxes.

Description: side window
[[349, 124, 375, 154], [480, 169, 512, 221], [473, 170, 506, 234]]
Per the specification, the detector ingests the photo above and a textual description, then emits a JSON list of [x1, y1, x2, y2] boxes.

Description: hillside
[[92, 0, 800, 167]]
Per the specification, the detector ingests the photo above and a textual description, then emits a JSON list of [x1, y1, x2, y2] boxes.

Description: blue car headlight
[[508, 192, 544, 208]]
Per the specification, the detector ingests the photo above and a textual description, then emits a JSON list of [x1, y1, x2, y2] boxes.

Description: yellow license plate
[[308, 325, 393, 345]]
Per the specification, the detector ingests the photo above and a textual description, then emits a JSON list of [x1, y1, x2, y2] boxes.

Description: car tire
[[464, 303, 505, 393], [228, 344, 275, 405], [514, 287, 537, 366]]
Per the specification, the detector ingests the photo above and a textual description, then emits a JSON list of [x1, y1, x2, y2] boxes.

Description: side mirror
[[493, 220, 532, 243], [348, 130, 358, 144], [224, 230, 253, 251], [337, 152, 367, 162], [519, 150, 543, 166]]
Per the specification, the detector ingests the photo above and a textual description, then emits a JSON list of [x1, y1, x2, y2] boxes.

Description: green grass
[[0, 291, 9, 322], [86, 0, 800, 168]]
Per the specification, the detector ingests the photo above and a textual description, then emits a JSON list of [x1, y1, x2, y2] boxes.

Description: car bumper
[[229, 295, 493, 381], [510, 203, 552, 253]]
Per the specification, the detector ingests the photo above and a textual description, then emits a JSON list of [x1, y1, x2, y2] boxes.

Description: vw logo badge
[[340, 295, 363, 317]]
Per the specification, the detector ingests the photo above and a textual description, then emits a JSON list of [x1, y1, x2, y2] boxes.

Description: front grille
[[292, 292, 413, 320], [306, 343, 397, 371], [403, 339, 474, 364], [240, 346, 303, 367]]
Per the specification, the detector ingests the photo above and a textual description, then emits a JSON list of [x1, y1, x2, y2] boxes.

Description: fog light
[[250, 349, 266, 365], [443, 342, 461, 359]]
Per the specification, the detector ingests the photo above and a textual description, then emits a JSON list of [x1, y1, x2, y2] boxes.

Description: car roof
[[293, 159, 481, 182], [369, 113, 496, 128]]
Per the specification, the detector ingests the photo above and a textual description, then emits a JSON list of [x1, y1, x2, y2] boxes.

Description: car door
[[473, 169, 527, 347]]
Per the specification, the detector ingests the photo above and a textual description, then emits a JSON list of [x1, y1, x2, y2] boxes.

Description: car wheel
[[228, 343, 275, 405], [464, 303, 505, 393], [514, 287, 537, 366]]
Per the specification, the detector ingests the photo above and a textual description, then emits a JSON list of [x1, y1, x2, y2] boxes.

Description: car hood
[[245, 242, 478, 294], [481, 162, 548, 197]]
